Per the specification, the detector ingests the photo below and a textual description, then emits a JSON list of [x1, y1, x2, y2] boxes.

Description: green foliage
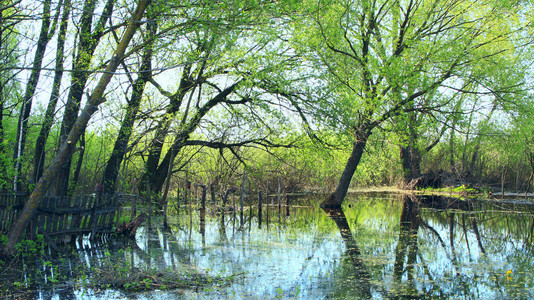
[[2, 0, 532, 200]]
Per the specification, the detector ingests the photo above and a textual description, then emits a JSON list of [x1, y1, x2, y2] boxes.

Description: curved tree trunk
[[143, 65, 194, 185]]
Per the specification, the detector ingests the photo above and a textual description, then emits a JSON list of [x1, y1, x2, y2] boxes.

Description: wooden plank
[[42, 196, 51, 235], [51, 196, 60, 234], [0, 205, 6, 232], [70, 195, 84, 242], [48, 197, 57, 234], [81, 195, 93, 229], [70, 195, 83, 232], [77, 196, 87, 229], [56, 196, 66, 235], [115, 194, 122, 228]]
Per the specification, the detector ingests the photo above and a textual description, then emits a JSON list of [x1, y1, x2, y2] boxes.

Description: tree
[[0, 0, 150, 257], [136, 0, 302, 193], [12, 0, 62, 192], [0, 0, 24, 190], [54, 0, 116, 196], [32, 0, 71, 184], [101, 8, 157, 194], [291, 0, 531, 207]]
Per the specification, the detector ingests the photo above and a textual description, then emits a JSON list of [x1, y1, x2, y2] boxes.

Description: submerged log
[[117, 213, 146, 237]]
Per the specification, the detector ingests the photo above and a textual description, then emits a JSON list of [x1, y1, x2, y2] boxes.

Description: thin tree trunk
[[466, 104, 497, 179], [13, 0, 53, 192], [33, 0, 71, 183], [0, 7, 7, 190], [161, 148, 174, 229], [0, 0, 150, 257], [143, 65, 194, 183], [69, 131, 85, 194], [102, 16, 156, 194], [321, 123, 372, 208], [55, 0, 115, 196], [0, 82, 5, 190], [149, 83, 240, 192], [449, 120, 455, 171]]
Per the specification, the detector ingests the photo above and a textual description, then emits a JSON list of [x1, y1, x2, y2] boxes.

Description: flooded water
[[3, 192, 534, 299]]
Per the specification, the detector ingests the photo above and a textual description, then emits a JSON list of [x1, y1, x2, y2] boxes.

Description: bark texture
[[321, 124, 372, 208]]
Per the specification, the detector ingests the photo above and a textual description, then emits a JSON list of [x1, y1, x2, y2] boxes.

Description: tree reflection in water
[[323, 207, 372, 299], [6, 193, 534, 299], [393, 194, 421, 297]]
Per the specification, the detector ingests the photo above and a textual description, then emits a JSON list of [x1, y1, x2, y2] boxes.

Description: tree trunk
[[148, 83, 240, 192], [150, 135, 186, 192], [13, 0, 53, 192], [0, 17, 6, 189], [323, 207, 371, 298], [321, 123, 372, 208], [399, 145, 422, 187], [0, 83, 6, 191], [69, 132, 85, 194], [33, 0, 71, 184], [102, 16, 156, 195], [466, 104, 496, 180], [449, 120, 456, 171], [55, 0, 115, 196], [143, 65, 193, 184], [0, 5, 8, 191], [0, 0, 150, 257]]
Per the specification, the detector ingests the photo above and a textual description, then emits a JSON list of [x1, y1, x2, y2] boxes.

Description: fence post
[[91, 184, 104, 239], [278, 178, 281, 225], [258, 190, 262, 228], [286, 193, 290, 217], [240, 172, 246, 226], [147, 182, 152, 230]]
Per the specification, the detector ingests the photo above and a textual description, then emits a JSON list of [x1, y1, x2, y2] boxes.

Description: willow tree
[[292, 0, 530, 207], [135, 0, 302, 193]]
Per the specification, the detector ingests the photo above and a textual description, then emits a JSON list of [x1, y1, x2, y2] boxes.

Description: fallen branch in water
[[117, 213, 146, 237]]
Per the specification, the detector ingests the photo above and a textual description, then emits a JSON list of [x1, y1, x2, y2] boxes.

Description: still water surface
[[28, 193, 534, 298]]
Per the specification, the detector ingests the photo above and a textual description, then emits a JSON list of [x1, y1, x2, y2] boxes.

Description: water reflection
[[393, 194, 421, 297], [3, 193, 534, 299], [322, 207, 371, 298]]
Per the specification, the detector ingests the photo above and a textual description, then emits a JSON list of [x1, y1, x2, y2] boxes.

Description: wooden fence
[[0, 193, 139, 247], [0, 193, 28, 234]]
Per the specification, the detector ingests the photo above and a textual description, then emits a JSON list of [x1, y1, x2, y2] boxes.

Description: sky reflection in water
[[63, 193, 534, 299]]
